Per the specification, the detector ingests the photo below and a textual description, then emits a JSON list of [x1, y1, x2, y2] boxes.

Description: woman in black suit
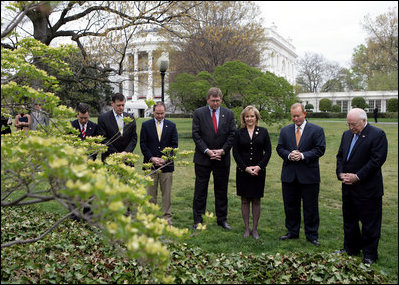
[[233, 106, 272, 239]]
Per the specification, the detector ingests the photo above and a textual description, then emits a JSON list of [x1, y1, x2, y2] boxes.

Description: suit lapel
[[348, 125, 368, 159]]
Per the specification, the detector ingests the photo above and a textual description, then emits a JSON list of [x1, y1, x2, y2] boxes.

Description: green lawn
[[132, 117, 398, 281], [2, 117, 397, 283]]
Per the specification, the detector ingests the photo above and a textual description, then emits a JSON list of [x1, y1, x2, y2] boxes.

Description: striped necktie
[[81, 124, 86, 139]]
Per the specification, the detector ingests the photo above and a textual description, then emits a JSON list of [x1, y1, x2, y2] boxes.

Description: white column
[[133, 50, 138, 100], [147, 50, 153, 100]]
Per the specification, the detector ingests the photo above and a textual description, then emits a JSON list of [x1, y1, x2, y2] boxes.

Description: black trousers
[[282, 181, 320, 240], [342, 194, 382, 260], [193, 163, 230, 224]]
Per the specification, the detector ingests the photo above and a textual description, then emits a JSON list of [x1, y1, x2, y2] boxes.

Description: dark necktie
[[212, 110, 217, 133]]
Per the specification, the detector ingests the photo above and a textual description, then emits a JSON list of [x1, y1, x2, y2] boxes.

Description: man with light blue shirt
[[192, 87, 236, 230], [98, 93, 137, 162], [140, 102, 178, 225]]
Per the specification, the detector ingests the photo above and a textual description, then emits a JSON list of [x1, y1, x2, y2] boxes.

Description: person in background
[[276, 103, 326, 247], [192, 87, 236, 231], [1, 115, 12, 135], [140, 102, 178, 225], [71, 103, 99, 140], [70, 102, 99, 220], [14, 107, 31, 132], [30, 102, 49, 131], [335, 108, 388, 265], [97, 93, 137, 162], [373, 107, 378, 123], [233, 105, 271, 239]]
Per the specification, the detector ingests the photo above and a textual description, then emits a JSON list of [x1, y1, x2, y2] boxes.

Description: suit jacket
[[31, 110, 49, 131], [71, 119, 99, 140], [192, 106, 236, 167], [336, 123, 387, 199], [97, 110, 137, 160], [276, 121, 326, 184], [233, 126, 272, 171], [140, 118, 178, 172]]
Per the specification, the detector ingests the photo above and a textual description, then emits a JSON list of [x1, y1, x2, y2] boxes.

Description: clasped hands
[[289, 150, 303, 161], [151, 156, 165, 166], [206, 149, 225, 161], [245, 166, 261, 176], [339, 173, 359, 185]]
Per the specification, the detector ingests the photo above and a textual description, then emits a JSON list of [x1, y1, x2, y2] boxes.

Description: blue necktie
[[346, 134, 359, 160]]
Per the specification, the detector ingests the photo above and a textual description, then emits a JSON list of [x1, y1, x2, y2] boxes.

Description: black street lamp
[[157, 53, 169, 102]]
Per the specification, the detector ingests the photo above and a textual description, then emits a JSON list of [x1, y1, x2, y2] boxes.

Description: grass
[[130, 117, 398, 282]]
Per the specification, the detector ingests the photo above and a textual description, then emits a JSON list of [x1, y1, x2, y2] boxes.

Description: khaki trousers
[[147, 171, 173, 221]]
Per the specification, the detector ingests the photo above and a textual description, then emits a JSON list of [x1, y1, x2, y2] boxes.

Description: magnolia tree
[[1, 38, 193, 283]]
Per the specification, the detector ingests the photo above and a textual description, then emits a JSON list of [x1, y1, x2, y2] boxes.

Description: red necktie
[[212, 110, 217, 133], [81, 124, 86, 139]]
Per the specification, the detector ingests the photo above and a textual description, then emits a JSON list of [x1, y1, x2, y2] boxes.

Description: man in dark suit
[[140, 102, 178, 225], [192, 87, 236, 230], [98, 93, 137, 162], [335, 108, 388, 265], [70, 102, 99, 220], [276, 103, 326, 246], [71, 103, 99, 140]]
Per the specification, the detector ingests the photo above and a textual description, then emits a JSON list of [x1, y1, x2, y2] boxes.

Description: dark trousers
[[342, 194, 382, 260], [193, 163, 230, 224], [282, 181, 320, 240]]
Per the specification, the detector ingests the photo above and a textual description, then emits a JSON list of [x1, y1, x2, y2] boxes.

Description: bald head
[[347, 108, 367, 134]]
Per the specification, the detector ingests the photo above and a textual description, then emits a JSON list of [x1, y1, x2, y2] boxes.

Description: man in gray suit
[[192, 87, 236, 230], [30, 102, 49, 131]]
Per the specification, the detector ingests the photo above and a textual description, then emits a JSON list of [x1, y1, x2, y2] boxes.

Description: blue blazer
[[140, 119, 178, 172], [336, 123, 388, 199], [276, 121, 326, 184]]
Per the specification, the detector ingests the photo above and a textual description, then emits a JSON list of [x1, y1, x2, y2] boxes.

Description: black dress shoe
[[279, 233, 299, 240], [217, 221, 231, 230], [363, 258, 376, 265], [307, 239, 320, 246]]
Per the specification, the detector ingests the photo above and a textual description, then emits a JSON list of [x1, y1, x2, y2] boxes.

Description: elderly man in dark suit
[[98, 93, 137, 162], [335, 108, 388, 265], [192, 87, 236, 230], [276, 103, 326, 246], [71, 103, 99, 140], [140, 102, 178, 225]]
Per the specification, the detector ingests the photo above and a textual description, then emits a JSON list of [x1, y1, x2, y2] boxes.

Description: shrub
[[387, 98, 398, 112]]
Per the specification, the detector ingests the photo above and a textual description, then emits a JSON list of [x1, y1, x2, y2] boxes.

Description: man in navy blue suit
[[98, 93, 137, 162], [335, 108, 388, 265], [192, 87, 236, 230], [140, 102, 178, 225], [71, 103, 99, 140], [276, 103, 326, 246]]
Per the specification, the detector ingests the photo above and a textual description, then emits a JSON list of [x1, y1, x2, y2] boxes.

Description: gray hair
[[348, 108, 367, 121]]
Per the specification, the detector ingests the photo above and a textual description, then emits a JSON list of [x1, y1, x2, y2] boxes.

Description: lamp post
[[157, 53, 169, 103]]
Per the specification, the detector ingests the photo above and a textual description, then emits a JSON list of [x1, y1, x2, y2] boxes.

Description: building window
[[138, 73, 148, 99], [342, 100, 348, 113], [138, 52, 148, 71]]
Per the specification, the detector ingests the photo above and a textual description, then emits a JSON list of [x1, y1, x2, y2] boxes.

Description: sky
[[257, 1, 397, 68]]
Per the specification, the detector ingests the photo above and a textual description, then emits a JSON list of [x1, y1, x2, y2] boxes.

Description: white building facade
[[262, 24, 297, 85], [297, 90, 398, 113], [111, 25, 298, 117]]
